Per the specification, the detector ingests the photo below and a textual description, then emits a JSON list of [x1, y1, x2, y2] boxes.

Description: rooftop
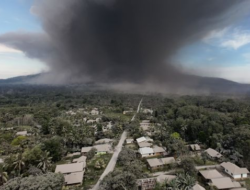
[[205, 148, 222, 158], [199, 169, 223, 179], [95, 138, 113, 144], [147, 157, 175, 167], [138, 141, 152, 148], [55, 162, 84, 174], [210, 177, 237, 189], [139, 147, 154, 155], [221, 162, 249, 175], [65, 171, 84, 185], [156, 175, 176, 183], [136, 137, 147, 143], [153, 146, 165, 153], [190, 144, 201, 151], [192, 184, 205, 190]]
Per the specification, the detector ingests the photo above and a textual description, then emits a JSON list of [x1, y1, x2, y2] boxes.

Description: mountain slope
[[1, 73, 250, 94]]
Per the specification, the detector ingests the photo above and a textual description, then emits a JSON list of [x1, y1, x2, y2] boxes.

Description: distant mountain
[[1, 73, 250, 95], [0, 74, 41, 84]]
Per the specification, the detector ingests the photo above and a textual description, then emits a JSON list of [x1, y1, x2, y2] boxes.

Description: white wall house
[[221, 162, 249, 179], [139, 147, 154, 157]]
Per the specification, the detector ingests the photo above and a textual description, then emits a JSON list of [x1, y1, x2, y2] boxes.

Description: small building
[[81, 147, 93, 155], [55, 162, 85, 174], [138, 141, 152, 148], [81, 144, 112, 155], [142, 109, 154, 114], [210, 177, 240, 190], [91, 108, 99, 115], [221, 162, 249, 179], [66, 152, 81, 158], [199, 170, 223, 181], [139, 147, 155, 158], [126, 139, 134, 144], [72, 156, 87, 164], [192, 184, 205, 190], [204, 148, 222, 160], [153, 146, 166, 156], [136, 137, 147, 143], [0, 158, 3, 164], [156, 175, 176, 183], [147, 157, 175, 170], [137, 178, 156, 190], [189, 144, 201, 152], [64, 171, 84, 186], [16, 131, 28, 136], [123, 110, 133, 115], [95, 138, 113, 145]]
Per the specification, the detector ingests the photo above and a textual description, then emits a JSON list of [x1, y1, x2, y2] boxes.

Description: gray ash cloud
[[0, 0, 249, 87]]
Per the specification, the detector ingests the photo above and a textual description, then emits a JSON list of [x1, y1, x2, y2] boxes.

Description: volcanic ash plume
[[0, 0, 249, 89]]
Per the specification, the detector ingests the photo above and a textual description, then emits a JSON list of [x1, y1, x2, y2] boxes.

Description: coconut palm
[[94, 159, 106, 169], [37, 151, 52, 173], [0, 165, 8, 185], [12, 153, 26, 176]]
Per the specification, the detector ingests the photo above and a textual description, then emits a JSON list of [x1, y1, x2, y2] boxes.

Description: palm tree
[[12, 153, 25, 176], [0, 165, 8, 185], [37, 151, 52, 173], [176, 173, 196, 190]]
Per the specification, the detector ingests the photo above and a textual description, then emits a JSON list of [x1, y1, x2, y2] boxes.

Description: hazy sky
[[0, 0, 250, 83]]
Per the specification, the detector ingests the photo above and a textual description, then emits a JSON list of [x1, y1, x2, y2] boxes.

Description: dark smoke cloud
[[0, 0, 250, 88]]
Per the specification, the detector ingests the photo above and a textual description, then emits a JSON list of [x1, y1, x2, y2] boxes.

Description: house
[[138, 142, 152, 148], [137, 178, 156, 190], [55, 162, 85, 174], [81, 147, 93, 155], [16, 131, 28, 136], [192, 184, 205, 190], [156, 175, 176, 183], [145, 137, 154, 142], [205, 148, 222, 160], [91, 108, 99, 115], [140, 120, 151, 131], [81, 144, 112, 155], [199, 169, 223, 181], [55, 162, 85, 186], [126, 139, 134, 144], [221, 162, 249, 179], [64, 171, 84, 186], [142, 109, 154, 114], [189, 144, 201, 151], [139, 147, 155, 158], [123, 110, 133, 115], [0, 158, 3, 164], [136, 137, 147, 143], [137, 175, 175, 190], [66, 152, 81, 158], [147, 157, 175, 170], [153, 146, 166, 156], [95, 138, 113, 145], [210, 177, 241, 190]]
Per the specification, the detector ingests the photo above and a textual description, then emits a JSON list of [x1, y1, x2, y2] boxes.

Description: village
[[52, 105, 250, 190], [1, 94, 250, 190]]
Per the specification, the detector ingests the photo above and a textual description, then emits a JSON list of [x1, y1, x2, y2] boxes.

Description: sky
[[0, 0, 250, 83]]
